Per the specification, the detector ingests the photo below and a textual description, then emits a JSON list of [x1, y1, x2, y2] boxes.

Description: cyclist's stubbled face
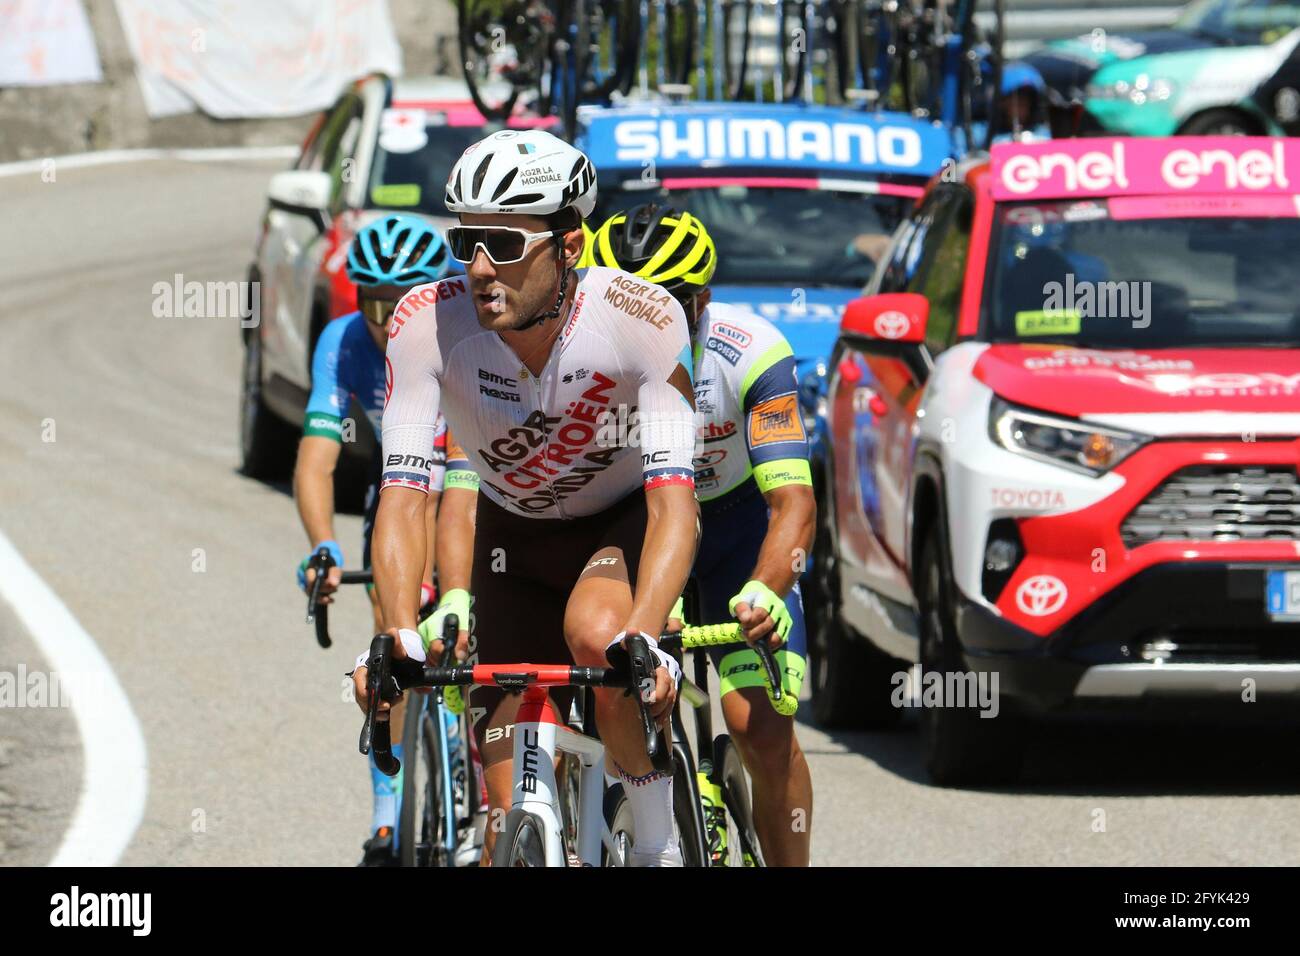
[[460, 212, 582, 332]]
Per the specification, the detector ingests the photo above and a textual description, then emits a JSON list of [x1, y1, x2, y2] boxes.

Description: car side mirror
[[839, 293, 929, 344], [268, 170, 332, 229]]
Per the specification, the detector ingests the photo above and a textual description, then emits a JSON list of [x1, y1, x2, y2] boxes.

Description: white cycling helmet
[[444, 128, 597, 219]]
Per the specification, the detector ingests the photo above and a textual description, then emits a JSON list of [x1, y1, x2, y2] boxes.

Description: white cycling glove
[[350, 627, 426, 675], [605, 630, 682, 701]]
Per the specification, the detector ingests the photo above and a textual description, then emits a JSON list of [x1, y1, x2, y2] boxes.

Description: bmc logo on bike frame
[[521, 729, 540, 794]]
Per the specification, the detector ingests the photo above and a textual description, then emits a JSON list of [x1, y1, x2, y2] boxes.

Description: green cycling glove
[[728, 579, 792, 644], [417, 588, 472, 657]]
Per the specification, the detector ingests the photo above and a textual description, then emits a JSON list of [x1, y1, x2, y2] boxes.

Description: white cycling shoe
[[627, 843, 684, 867]]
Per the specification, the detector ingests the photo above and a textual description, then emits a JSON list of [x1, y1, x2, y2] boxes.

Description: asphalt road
[[2, 156, 1299, 867]]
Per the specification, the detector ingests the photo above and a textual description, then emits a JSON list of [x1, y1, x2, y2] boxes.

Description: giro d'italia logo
[[1015, 575, 1068, 617], [873, 311, 910, 340]]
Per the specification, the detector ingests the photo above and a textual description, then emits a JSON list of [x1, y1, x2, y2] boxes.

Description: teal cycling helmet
[[346, 214, 453, 287]]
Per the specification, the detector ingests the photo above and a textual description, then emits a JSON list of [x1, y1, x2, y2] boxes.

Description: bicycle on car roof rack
[[456, 0, 1009, 148]]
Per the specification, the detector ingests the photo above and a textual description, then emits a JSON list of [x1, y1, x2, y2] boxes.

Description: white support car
[[240, 74, 547, 479], [813, 135, 1300, 785]]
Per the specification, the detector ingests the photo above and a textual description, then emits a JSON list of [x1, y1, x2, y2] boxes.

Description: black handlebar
[[359, 624, 673, 777], [303, 547, 374, 648], [360, 614, 460, 777]]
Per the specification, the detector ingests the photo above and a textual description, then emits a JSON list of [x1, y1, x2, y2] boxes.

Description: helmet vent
[[490, 167, 518, 202], [472, 153, 494, 199], [499, 192, 544, 207]]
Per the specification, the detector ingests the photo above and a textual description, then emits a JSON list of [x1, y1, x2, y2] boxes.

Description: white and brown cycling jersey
[[380, 266, 697, 518]]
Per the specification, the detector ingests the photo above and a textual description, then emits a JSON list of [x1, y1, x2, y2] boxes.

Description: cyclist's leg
[[360, 473, 405, 863], [564, 491, 681, 865], [715, 589, 812, 867], [467, 496, 577, 864], [697, 495, 812, 867]]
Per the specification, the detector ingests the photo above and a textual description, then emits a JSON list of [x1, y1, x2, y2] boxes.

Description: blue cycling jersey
[[304, 311, 387, 439]]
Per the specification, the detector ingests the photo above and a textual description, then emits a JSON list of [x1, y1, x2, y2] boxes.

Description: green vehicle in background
[[1026, 0, 1300, 136]]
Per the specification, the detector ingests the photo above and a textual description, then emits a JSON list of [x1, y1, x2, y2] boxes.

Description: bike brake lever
[[751, 638, 784, 704], [359, 634, 401, 776], [620, 633, 673, 775], [441, 613, 460, 666], [304, 554, 335, 650]]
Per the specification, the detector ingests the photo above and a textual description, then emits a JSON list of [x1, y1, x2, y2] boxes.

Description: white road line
[[0, 145, 299, 178], [0, 528, 148, 866]]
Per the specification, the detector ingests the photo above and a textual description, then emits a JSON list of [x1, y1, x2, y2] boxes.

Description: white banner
[[0, 0, 103, 87], [112, 0, 402, 119]]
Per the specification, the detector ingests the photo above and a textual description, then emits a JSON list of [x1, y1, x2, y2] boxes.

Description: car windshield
[[1174, 0, 1300, 45], [593, 182, 909, 288], [984, 199, 1300, 348], [366, 124, 484, 217]]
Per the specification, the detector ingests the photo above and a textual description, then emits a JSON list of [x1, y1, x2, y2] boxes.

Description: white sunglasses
[[446, 225, 561, 265]]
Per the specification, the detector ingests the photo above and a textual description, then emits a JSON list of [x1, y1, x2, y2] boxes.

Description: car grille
[[1121, 466, 1300, 547]]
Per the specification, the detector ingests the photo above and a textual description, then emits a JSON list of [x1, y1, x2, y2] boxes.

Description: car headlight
[[1086, 74, 1175, 105], [988, 398, 1148, 475]]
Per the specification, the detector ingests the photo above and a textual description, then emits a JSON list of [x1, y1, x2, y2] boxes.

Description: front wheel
[[398, 696, 446, 867], [239, 332, 296, 480], [807, 502, 904, 729], [492, 808, 548, 867], [1179, 109, 1255, 136], [602, 784, 636, 866], [917, 531, 1024, 787], [713, 735, 763, 866]]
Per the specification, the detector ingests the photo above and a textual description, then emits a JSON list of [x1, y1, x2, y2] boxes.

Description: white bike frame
[[508, 684, 624, 866]]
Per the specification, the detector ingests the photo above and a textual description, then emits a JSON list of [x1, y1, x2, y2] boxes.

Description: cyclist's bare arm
[[422, 489, 439, 595], [373, 283, 446, 643], [374, 488, 426, 634], [626, 482, 698, 640], [436, 486, 476, 592], [294, 435, 344, 595], [742, 483, 816, 646], [434, 483, 476, 655]]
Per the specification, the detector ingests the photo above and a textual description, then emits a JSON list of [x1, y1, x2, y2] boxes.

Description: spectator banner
[[0, 0, 104, 87], [112, 0, 402, 118]]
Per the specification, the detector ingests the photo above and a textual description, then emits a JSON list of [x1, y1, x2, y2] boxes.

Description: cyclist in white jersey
[[351, 129, 699, 866]]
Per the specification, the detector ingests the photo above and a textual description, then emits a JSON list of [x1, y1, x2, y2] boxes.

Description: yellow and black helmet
[[576, 220, 598, 269], [589, 203, 717, 295]]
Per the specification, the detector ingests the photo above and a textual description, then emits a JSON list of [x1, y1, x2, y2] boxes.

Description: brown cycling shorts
[[467, 488, 647, 768]]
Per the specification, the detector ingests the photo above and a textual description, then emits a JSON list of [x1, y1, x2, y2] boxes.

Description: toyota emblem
[[873, 311, 910, 340], [1014, 575, 1068, 617]]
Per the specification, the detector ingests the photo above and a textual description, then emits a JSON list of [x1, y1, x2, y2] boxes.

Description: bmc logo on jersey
[[713, 323, 752, 349]]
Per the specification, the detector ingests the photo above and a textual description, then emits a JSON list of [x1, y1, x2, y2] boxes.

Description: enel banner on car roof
[[990, 137, 1300, 201]]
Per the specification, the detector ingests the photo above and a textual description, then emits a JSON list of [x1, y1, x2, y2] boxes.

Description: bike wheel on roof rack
[[578, 0, 642, 98], [854, 0, 894, 109], [664, 0, 698, 87], [776, 0, 809, 101], [459, 0, 547, 121], [722, 0, 751, 100], [905, 0, 956, 118], [554, 0, 584, 140]]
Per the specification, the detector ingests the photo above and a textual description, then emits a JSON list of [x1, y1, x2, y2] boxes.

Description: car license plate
[[1266, 570, 1300, 620]]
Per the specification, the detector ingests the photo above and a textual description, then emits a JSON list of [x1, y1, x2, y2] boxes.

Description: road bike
[[306, 548, 481, 866], [605, 619, 787, 866], [360, 625, 786, 866]]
